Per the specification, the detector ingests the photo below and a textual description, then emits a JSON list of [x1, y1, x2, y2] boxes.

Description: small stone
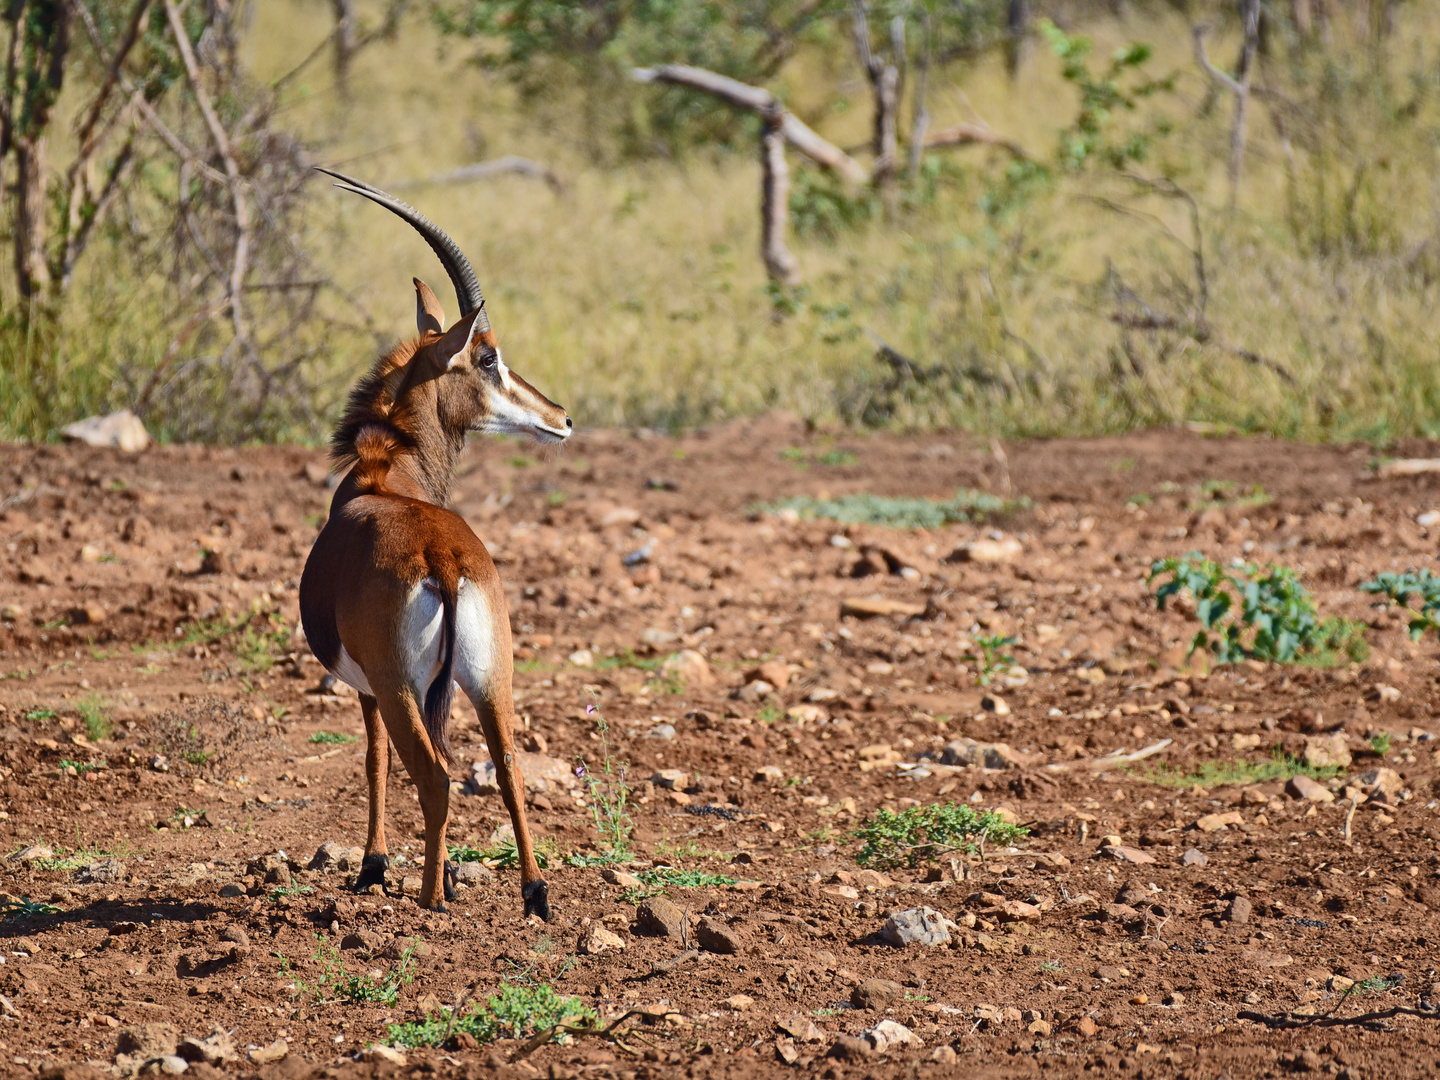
[[865, 1019, 921, 1052], [1224, 895, 1253, 925], [827, 1035, 874, 1062], [1329, 975, 1355, 992], [1181, 848, 1208, 867], [218, 883, 244, 898], [176, 1030, 237, 1065], [745, 660, 791, 690], [77, 603, 106, 626], [637, 896, 688, 939], [219, 926, 250, 947], [308, 841, 364, 872], [980, 693, 1010, 715], [75, 859, 126, 885], [753, 765, 784, 784], [852, 869, 892, 889], [1303, 732, 1352, 769], [117, 1023, 180, 1059], [882, 907, 952, 947], [1287, 775, 1335, 802], [1357, 766, 1403, 798], [958, 537, 1023, 563], [247, 1039, 288, 1065], [661, 650, 715, 688], [695, 917, 745, 955], [931, 1045, 959, 1063], [400, 875, 422, 896], [1164, 992, 1185, 1007], [851, 978, 903, 1010], [601, 868, 643, 888], [775, 1037, 799, 1065], [452, 862, 493, 886], [651, 768, 688, 789], [10, 845, 52, 863], [1195, 811, 1244, 833], [1102, 844, 1156, 865], [157, 1055, 188, 1074], [777, 1016, 824, 1043], [1076, 1016, 1100, 1038], [364, 1046, 407, 1066], [823, 884, 859, 900], [722, 994, 754, 1012], [578, 926, 625, 955], [340, 929, 383, 952]]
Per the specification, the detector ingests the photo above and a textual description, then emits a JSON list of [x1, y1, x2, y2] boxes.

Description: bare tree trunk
[[760, 113, 800, 286], [332, 0, 356, 91], [1005, 0, 1029, 78], [906, 10, 931, 179], [14, 135, 49, 298], [1291, 0, 1311, 36], [1229, 0, 1259, 206], [852, 1, 902, 209], [10, 0, 70, 301]]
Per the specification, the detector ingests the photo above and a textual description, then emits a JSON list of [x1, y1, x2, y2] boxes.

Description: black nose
[[565, 417, 573, 428]]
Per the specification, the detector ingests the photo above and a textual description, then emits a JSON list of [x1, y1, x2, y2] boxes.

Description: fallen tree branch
[[400, 156, 565, 195], [923, 122, 1030, 161], [632, 64, 868, 184], [1085, 738, 1173, 770], [1239, 1004, 1438, 1030], [1107, 310, 1296, 385], [510, 1009, 691, 1061]]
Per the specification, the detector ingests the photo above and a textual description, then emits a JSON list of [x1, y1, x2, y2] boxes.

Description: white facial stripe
[[497, 352, 514, 392]]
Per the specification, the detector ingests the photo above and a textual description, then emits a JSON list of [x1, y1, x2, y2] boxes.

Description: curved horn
[[315, 167, 486, 321]]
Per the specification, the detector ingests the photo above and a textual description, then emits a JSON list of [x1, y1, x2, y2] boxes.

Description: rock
[[1286, 775, 1335, 803], [76, 603, 106, 626], [157, 1056, 188, 1074], [601, 868, 643, 888], [652, 768, 689, 789], [1224, 895, 1253, 925], [827, 1035, 874, 1062], [400, 875, 422, 896], [777, 1016, 824, 1043], [980, 693, 1010, 715], [1102, 844, 1156, 865], [998, 900, 1042, 921], [568, 649, 594, 667], [787, 704, 827, 724], [1195, 811, 1244, 832], [931, 1045, 959, 1063], [263, 865, 292, 888], [74, 858, 126, 885], [696, 917, 745, 955], [865, 1019, 921, 1053], [452, 862, 493, 886], [219, 926, 249, 947], [1027, 1019, 1052, 1036], [851, 979, 903, 1010], [646, 723, 676, 740], [10, 844, 53, 863], [308, 842, 364, 872], [218, 884, 244, 898], [882, 907, 952, 947], [956, 537, 1023, 564], [775, 1037, 799, 1065], [578, 926, 625, 955], [1076, 1016, 1100, 1038], [636, 897, 687, 939], [60, 409, 150, 453], [1303, 732, 1352, 770], [341, 930, 383, 952], [853, 869, 892, 889], [745, 660, 791, 689], [1239, 948, 1293, 968], [753, 765, 784, 784], [1329, 975, 1355, 992], [117, 1023, 179, 1059], [1164, 992, 1185, 1007], [363, 1046, 407, 1066], [247, 1039, 288, 1065], [1181, 848, 1208, 867], [176, 1030, 237, 1065], [722, 994, 754, 1011], [661, 650, 715, 688], [841, 596, 927, 618]]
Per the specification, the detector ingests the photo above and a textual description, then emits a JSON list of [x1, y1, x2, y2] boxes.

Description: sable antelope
[[299, 169, 570, 918]]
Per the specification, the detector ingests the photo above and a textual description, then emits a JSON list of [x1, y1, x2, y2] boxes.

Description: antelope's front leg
[[356, 695, 391, 892]]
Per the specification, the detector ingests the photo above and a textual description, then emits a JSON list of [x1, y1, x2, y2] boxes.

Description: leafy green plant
[[854, 803, 1028, 870], [0, 897, 59, 920], [282, 937, 418, 1006], [308, 731, 357, 745], [818, 449, 856, 466], [762, 489, 1027, 529], [1135, 752, 1342, 789], [269, 884, 315, 902], [451, 836, 551, 871], [25, 708, 55, 721], [387, 981, 595, 1049], [637, 867, 737, 889], [1359, 570, 1440, 640], [1369, 733, 1392, 757], [963, 634, 1017, 685], [1149, 554, 1368, 666], [236, 620, 290, 672], [573, 701, 634, 864], [1344, 974, 1403, 996], [76, 693, 112, 741], [32, 843, 124, 873], [58, 759, 106, 775]]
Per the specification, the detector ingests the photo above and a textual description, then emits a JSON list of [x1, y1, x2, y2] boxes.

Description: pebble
[[722, 994, 754, 1011], [1287, 775, 1335, 802], [695, 916, 745, 955], [777, 1016, 824, 1043], [1102, 844, 1156, 865], [827, 1035, 874, 1062], [601, 868, 644, 888], [753, 765, 784, 784], [661, 650, 715, 687], [218, 883, 244, 898], [646, 723, 676, 740], [882, 907, 952, 948], [9, 845, 53, 863], [452, 862, 493, 886], [1076, 1016, 1100, 1037], [158, 1055, 188, 1074], [1195, 811, 1243, 833], [652, 768, 688, 789], [980, 693, 1010, 715], [1224, 895, 1253, 925], [865, 1019, 920, 1052], [578, 926, 625, 955], [248, 1039, 288, 1065], [930, 1045, 959, 1063], [637, 896, 687, 939], [1181, 848, 1208, 867], [851, 978, 903, 1010], [308, 842, 364, 872], [958, 537, 1023, 563]]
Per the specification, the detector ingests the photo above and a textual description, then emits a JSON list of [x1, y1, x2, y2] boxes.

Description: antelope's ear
[[414, 278, 446, 336], [434, 306, 484, 371]]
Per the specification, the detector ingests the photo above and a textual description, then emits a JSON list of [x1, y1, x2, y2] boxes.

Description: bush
[[854, 803, 1028, 870], [387, 982, 595, 1048]]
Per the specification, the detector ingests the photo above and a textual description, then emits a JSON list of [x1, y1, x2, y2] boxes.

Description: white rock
[[60, 409, 150, 453], [866, 1019, 922, 1052], [882, 907, 953, 947]]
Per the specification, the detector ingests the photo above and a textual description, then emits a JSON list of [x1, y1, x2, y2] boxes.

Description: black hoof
[[522, 879, 551, 922], [443, 860, 457, 903], [354, 853, 389, 894]]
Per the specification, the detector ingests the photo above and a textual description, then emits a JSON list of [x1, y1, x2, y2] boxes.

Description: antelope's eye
[[478, 348, 499, 369]]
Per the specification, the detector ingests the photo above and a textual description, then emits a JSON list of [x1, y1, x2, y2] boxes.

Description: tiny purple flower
[[586, 704, 597, 716], [575, 763, 588, 778]]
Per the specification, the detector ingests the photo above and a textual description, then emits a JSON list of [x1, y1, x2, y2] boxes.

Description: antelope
[[299, 169, 569, 919]]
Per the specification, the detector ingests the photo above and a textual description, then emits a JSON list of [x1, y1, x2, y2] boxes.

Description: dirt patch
[[2, 422, 1440, 1078]]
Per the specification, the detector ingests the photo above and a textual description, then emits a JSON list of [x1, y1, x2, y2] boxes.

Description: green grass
[[387, 982, 595, 1049], [637, 867, 737, 889], [75, 694, 112, 742], [58, 759, 106, 775], [32, 844, 121, 872], [450, 837, 554, 870], [25, 708, 55, 721], [1134, 751, 1342, 790], [853, 803, 1029, 870], [282, 937, 418, 1006], [308, 731, 357, 745], [762, 489, 1027, 529]]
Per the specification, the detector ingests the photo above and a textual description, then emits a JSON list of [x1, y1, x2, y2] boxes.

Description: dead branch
[[1239, 1004, 1437, 1030], [400, 156, 566, 195], [906, 8, 931, 178], [509, 1009, 691, 1062], [1192, 8, 1259, 205], [852, 0, 902, 196], [923, 122, 1030, 161], [760, 113, 801, 285], [632, 64, 867, 184], [1107, 310, 1296, 385]]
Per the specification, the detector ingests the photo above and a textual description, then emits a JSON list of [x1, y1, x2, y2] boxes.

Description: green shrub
[[854, 803, 1028, 870], [762, 489, 1028, 529], [1149, 553, 1368, 666], [1359, 570, 1440, 640], [387, 982, 595, 1048]]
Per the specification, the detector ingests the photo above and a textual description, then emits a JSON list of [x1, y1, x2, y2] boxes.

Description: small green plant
[[506, 455, 536, 468], [269, 884, 315, 902], [236, 619, 290, 673], [386, 981, 595, 1049], [1360, 570, 1440, 640], [756, 704, 781, 724], [283, 937, 417, 1006], [58, 758, 106, 775], [963, 634, 1017, 685], [637, 867, 737, 889], [75, 693, 112, 741], [853, 803, 1028, 870], [1150, 553, 1369, 666], [33, 843, 120, 872], [452, 836, 551, 871], [1344, 974, 1403, 996], [779, 446, 808, 462], [1040, 960, 1066, 972], [817, 449, 857, 466], [1369, 733, 1392, 757], [573, 701, 634, 865], [1192, 480, 1271, 511], [761, 489, 1027, 529], [1135, 751, 1342, 789], [25, 707, 55, 721], [308, 731, 357, 745], [0, 897, 60, 920]]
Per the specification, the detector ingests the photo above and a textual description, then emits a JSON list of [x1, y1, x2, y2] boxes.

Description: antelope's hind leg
[[355, 694, 391, 893]]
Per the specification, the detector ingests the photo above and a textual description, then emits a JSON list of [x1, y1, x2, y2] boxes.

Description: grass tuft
[[387, 982, 595, 1049], [854, 803, 1028, 869], [1134, 752, 1342, 789], [762, 489, 1027, 529]]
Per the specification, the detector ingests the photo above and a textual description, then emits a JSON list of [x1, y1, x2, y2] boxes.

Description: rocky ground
[[1, 417, 1440, 1079]]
